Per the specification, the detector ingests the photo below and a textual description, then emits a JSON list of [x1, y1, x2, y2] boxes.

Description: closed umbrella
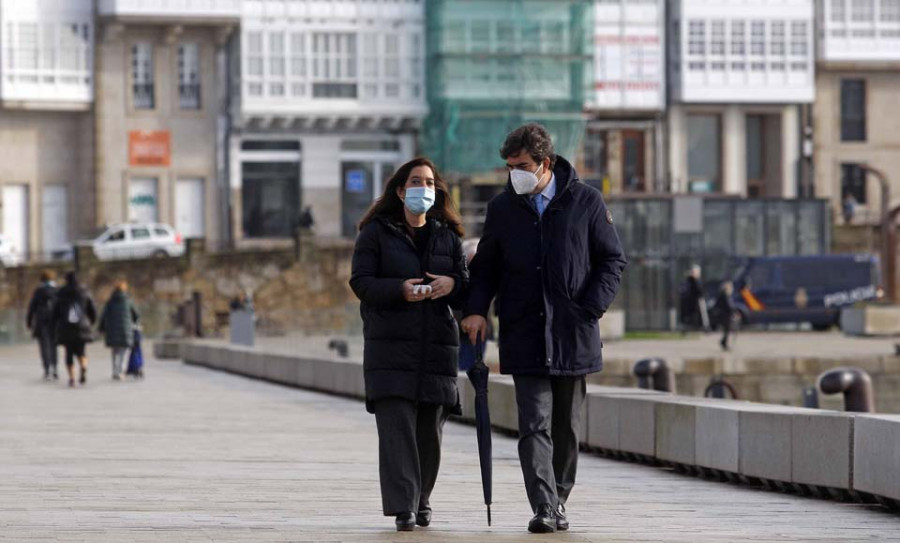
[[466, 339, 492, 526]]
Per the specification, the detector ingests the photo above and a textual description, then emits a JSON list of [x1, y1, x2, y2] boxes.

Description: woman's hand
[[425, 273, 455, 300], [403, 278, 427, 302]]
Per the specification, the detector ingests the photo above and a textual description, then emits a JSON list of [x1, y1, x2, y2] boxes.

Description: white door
[[3, 185, 29, 259], [129, 178, 159, 223], [42, 185, 67, 256], [175, 178, 205, 238]]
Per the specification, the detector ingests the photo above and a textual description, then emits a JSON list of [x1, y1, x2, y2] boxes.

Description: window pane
[[841, 163, 867, 204], [131, 42, 154, 109], [840, 79, 866, 142], [687, 115, 721, 191]]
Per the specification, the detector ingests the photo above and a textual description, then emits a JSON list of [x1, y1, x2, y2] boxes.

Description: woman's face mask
[[510, 163, 544, 195], [403, 187, 436, 215]]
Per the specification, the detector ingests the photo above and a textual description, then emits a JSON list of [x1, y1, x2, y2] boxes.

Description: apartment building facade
[[0, 0, 94, 260], [667, 0, 815, 198], [95, 0, 238, 249], [584, 0, 666, 194], [231, 0, 426, 242], [813, 0, 900, 223]]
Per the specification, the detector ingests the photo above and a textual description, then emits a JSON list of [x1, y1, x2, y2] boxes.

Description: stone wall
[[0, 235, 359, 343], [588, 355, 900, 414]]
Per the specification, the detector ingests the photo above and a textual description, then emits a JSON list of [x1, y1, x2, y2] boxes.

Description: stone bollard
[[633, 358, 676, 393], [817, 367, 875, 413]]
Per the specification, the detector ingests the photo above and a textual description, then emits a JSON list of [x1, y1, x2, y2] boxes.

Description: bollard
[[817, 367, 875, 413], [802, 386, 820, 409], [632, 358, 676, 393], [704, 375, 738, 399], [328, 339, 349, 358]]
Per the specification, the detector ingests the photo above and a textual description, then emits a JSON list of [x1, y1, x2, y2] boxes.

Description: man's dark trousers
[[37, 328, 57, 376], [513, 375, 586, 512]]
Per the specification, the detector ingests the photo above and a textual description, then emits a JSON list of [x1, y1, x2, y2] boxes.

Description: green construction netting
[[421, 0, 594, 178]]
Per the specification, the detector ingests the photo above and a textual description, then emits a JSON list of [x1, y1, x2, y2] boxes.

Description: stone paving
[[1, 341, 898, 542]]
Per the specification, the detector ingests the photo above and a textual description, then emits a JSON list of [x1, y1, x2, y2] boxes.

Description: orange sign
[[129, 131, 171, 167]]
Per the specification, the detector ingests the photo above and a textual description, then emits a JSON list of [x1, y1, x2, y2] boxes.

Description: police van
[[730, 254, 881, 330]]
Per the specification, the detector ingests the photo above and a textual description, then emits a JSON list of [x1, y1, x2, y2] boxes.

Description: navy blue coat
[[465, 156, 626, 376], [350, 216, 468, 413]]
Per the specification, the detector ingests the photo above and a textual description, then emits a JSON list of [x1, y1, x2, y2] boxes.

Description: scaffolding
[[421, 0, 594, 178]]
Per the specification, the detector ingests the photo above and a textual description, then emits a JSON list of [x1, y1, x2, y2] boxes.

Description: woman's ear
[[396, 186, 405, 201]]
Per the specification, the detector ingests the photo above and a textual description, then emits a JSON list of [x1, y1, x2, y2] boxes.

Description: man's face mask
[[510, 163, 544, 195], [403, 187, 436, 215]]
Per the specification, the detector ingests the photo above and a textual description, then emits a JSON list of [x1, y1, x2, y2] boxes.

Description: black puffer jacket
[[465, 156, 627, 376], [52, 284, 97, 345], [26, 282, 57, 338], [350, 216, 468, 413]]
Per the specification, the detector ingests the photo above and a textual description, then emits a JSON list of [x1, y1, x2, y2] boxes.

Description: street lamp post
[[859, 166, 895, 303]]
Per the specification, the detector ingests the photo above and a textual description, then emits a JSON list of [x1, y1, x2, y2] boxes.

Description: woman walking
[[52, 272, 97, 388], [349, 157, 468, 532], [99, 280, 139, 380]]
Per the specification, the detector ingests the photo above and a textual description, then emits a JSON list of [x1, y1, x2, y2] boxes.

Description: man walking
[[26, 270, 59, 380], [462, 123, 626, 533]]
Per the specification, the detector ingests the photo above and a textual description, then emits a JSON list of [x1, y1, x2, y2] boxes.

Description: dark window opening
[[840, 79, 866, 142]]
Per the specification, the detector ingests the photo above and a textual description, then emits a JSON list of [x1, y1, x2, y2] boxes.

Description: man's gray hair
[[500, 123, 556, 168]]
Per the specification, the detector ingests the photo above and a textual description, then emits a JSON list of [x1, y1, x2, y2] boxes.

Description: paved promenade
[[1, 342, 898, 542]]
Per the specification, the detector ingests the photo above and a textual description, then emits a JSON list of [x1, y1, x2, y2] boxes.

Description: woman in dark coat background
[[99, 280, 139, 380], [26, 270, 58, 380], [52, 271, 97, 387], [350, 157, 468, 532]]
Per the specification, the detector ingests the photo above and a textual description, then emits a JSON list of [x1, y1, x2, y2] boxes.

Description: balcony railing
[[98, 0, 241, 20], [179, 83, 201, 109], [133, 83, 155, 109]]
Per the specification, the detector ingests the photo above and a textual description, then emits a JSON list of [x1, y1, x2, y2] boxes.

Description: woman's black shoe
[[395, 512, 416, 531], [416, 508, 432, 527]]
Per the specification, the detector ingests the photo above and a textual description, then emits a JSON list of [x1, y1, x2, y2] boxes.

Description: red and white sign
[[129, 131, 171, 167]]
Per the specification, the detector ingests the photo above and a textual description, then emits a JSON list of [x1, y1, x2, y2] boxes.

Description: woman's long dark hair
[[358, 157, 465, 237]]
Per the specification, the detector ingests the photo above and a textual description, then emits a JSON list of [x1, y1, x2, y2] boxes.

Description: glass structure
[[421, 0, 593, 177]]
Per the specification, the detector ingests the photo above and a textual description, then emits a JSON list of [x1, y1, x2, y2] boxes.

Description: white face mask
[[510, 164, 544, 195]]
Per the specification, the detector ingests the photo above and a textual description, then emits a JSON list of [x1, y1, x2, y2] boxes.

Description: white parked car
[[0, 235, 23, 267], [87, 223, 185, 261]]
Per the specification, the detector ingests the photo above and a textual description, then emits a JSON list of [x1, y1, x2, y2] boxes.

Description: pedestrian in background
[[462, 123, 627, 533], [679, 264, 709, 332], [713, 281, 737, 351], [52, 271, 96, 388], [98, 280, 139, 380], [350, 157, 468, 532], [26, 270, 58, 380], [842, 193, 857, 225]]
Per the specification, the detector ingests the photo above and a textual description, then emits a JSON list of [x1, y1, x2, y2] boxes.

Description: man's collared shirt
[[533, 172, 556, 217]]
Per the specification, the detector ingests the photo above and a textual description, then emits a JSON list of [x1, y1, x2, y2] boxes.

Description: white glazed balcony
[[819, 0, 900, 63], [98, 0, 241, 21]]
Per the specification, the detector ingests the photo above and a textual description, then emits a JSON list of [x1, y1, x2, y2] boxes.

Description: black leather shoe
[[416, 508, 432, 527], [528, 504, 556, 534], [556, 503, 569, 531], [395, 512, 415, 531]]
